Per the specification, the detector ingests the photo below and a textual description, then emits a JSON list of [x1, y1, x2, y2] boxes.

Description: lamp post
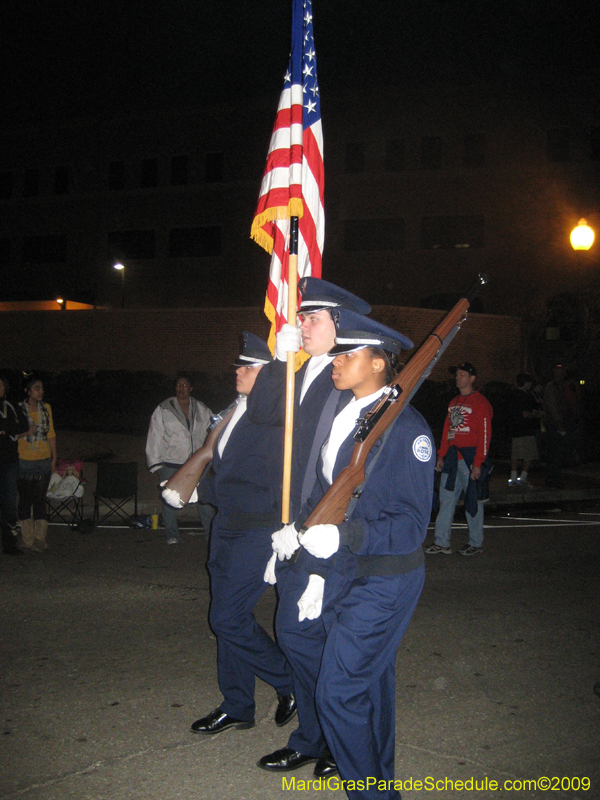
[[113, 262, 125, 308], [569, 219, 594, 378]]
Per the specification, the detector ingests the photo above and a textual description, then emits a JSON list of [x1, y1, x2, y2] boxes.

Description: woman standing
[[146, 374, 212, 544], [0, 374, 30, 555], [268, 310, 435, 799], [17, 375, 57, 552]]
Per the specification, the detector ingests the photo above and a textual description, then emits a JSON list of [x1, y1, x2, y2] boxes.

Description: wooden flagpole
[[281, 216, 299, 523]]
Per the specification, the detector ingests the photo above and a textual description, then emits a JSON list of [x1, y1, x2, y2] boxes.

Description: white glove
[[264, 551, 277, 585], [189, 487, 198, 504], [272, 523, 301, 561], [298, 574, 325, 621], [299, 524, 340, 559], [275, 323, 302, 361], [160, 482, 184, 509]]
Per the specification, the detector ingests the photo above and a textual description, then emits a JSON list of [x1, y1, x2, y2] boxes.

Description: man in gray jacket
[[146, 374, 213, 543]]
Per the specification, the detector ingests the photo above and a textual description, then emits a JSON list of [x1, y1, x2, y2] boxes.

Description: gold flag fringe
[[251, 199, 304, 254]]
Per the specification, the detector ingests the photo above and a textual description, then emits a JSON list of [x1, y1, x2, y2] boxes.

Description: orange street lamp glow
[[570, 219, 595, 251]]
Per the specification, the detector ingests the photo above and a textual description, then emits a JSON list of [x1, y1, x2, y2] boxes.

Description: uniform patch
[[413, 435, 433, 462]]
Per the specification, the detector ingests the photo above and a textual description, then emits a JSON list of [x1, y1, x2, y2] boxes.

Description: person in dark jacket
[[265, 311, 434, 800], [189, 333, 297, 736], [0, 374, 30, 555], [250, 279, 371, 778]]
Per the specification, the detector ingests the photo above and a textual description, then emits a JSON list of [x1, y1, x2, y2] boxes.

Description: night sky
[[4, 0, 597, 124]]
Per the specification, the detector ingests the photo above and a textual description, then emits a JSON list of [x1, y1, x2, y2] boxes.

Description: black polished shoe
[[275, 692, 297, 727], [257, 746, 318, 772], [313, 750, 339, 778], [190, 707, 254, 735]]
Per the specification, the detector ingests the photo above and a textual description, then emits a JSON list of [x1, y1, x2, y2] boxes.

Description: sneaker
[[167, 537, 179, 545], [517, 477, 533, 488], [424, 543, 452, 555], [458, 545, 482, 556], [507, 478, 518, 487]]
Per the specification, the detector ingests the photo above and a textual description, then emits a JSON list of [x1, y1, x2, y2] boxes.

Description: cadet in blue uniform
[[250, 279, 371, 777], [274, 311, 435, 799], [190, 333, 296, 736]]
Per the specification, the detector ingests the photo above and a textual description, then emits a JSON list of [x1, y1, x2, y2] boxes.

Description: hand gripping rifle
[[297, 273, 488, 533], [161, 405, 236, 508]]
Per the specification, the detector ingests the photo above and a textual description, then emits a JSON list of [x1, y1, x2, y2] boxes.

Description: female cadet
[[189, 333, 296, 736], [272, 310, 435, 799]]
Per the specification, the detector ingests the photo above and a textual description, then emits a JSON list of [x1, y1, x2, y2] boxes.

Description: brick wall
[[0, 306, 521, 385]]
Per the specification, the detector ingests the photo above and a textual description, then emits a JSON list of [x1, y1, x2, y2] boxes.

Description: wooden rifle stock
[[162, 409, 234, 506], [300, 273, 488, 530]]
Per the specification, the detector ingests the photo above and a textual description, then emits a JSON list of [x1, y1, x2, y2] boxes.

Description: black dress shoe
[[275, 692, 297, 727], [257, 746, 318, 772], [313, 751, 339, 778], [190, 707, 254, 735]]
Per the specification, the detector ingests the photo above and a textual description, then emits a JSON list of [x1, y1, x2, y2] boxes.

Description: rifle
[[298, 273, 488, 531], [161, 406, 235, 508]]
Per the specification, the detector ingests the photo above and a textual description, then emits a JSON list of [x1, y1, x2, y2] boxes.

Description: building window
[[205, 152, 224, 183], [140, 158, 158, 188], [421, 136, 443, 169], [23, 168, 40, 197], [0, 238, 11, 265], [421, 216, 484, 249], [344, 142, 365, 174], [108, 161, 125, 190], [169, 227, 222, 257], [547, 129, 570, 163], [54, 165, 69, 195], [463, 134, 486, 167], [108, 230, 156, 259], [22, 235, 68, 263], [344, 219, 405, 251], [385, 139, 405, 172], [0, 171, 14, 199], [170, 155, 189, 185]]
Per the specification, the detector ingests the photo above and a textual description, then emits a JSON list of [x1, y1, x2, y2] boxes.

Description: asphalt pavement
[[2, 462, 600, 800]]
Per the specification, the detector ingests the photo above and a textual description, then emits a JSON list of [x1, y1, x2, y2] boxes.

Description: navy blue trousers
[[275, 556, 328, 757], [207, 523, 294, 721], [316, 567, 425, 800]]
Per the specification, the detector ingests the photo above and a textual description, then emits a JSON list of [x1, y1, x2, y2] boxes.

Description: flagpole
[[281, 216, 299, 523]]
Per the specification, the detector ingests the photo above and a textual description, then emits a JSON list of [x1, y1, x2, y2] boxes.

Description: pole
[[281, 217, 299, 523]]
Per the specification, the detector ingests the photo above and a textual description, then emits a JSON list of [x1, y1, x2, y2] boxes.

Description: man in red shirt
[[425, 362, 493, 556]]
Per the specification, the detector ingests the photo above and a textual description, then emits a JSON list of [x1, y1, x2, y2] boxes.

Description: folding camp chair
[[93, 461, 138, 526], [46, 459, 86, 528]]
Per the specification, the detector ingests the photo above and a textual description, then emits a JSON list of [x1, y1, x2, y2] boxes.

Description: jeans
[[0, 461, 19, 528], [17, 458, 52, 520], [434, 459, 484, 548]]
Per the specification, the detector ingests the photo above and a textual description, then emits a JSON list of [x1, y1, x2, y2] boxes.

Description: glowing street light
[[113, 262, 125, 308], [570, 219, 595, 251]]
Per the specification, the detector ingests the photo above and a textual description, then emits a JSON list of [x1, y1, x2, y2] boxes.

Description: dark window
[[23, 168, 40, 197], [345, 142, 365, 174], [169, 227, 222, 257], [108, 230, 156, 259], [421, 216, 484, 249], [547, 129, 570, 163], [205, 152, 224, 183], [22, 235, 68, 263], [344, 219, 405, 251], [141, 158, 158, 187], [421, 136, 443, 169], [0, 171, 14, 199], [170, 155, 189, 185], [108, 161, 125, 190], [54, 165, 69, 194], [0, 238, 11, 265], [463, 134, 486, 167], [385, 139, 405, 172], [590, 127, 600, 161]]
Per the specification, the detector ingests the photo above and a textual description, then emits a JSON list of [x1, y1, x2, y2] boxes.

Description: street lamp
[[113, 262, 125, 308], [570, 220, 594, 382], [570, 219, 595, 251]]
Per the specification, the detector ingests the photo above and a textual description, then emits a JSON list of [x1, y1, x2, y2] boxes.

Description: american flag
[[251, 0, 324, 352]]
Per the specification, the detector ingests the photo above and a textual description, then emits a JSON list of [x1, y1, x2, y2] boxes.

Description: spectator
[[146, 374, 213, 544], [425, 362, 493, 557], [0, 373, 30, 555], [543, 365, 577, 488], [508, 373, 541, 488], [17, 375, 57, 552]]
